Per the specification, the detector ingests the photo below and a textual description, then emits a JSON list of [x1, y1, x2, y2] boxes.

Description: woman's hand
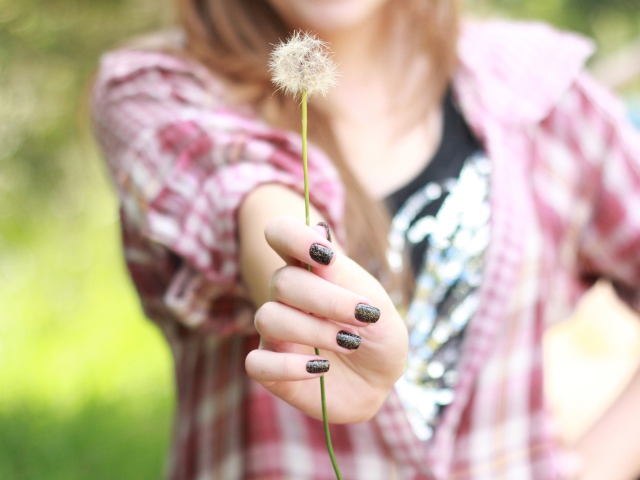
[[244, 215, 408, 423]]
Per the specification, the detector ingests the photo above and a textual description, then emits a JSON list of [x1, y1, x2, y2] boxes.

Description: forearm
[[238, 183, 331, 307], [573, 363, 640, 480]]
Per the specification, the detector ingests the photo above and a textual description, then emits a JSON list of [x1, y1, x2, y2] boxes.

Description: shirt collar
[[453, 20, 595, 135]]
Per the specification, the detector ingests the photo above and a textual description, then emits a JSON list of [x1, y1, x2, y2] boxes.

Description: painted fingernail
[[355, 304, 380, 323], [337, 331, 362, 350], [316, 221, 332, 242], [309, 243, 333, 265], [306, 359, 330, 374]]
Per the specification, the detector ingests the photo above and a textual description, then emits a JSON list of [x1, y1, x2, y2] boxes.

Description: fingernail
[[316, 221, 332, 242], [355, 304, 380, 323], [337, 331, 361, 350], [309, 243, 333, 265], [306, 359, 330, 374]]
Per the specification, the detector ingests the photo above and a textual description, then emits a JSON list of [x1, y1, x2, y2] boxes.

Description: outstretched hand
[[245, 215, 408, 423]]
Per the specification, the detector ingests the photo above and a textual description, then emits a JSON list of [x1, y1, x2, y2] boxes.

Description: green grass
[[0, 144, 175, 479], [0, 1, 176, 477], [0, 397, 172, 480]]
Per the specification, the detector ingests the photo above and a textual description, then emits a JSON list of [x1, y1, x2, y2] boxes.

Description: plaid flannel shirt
[[92, 20, 640, 480]]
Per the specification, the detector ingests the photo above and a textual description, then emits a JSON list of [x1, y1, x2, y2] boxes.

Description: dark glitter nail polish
[[309, 243, 333, 265], [316, 221, 332, 242], [355, 304, 381, 323], [336, 331, 362, 350], [306, 359, 330, 374]]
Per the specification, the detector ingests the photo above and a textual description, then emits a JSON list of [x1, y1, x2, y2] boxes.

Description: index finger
[[265, 215, 337, 268], [265, 216, 390, 310]]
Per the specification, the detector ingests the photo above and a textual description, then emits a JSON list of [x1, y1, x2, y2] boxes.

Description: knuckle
[[311, 322, 326, 349], [326, 294, 343, 322], [269, 267, 286, 300], [270, 266, 296, 300], [254, 301, 277, 335], [253, 310, 262, 333], [263, 216, 282, 240], [264, 215, 294, 243], [279, 359, 291, 379], [244, 350, 259, 376]]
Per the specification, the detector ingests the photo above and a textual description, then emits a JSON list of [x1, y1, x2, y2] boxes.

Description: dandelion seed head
[[269, 31, 338, 98]]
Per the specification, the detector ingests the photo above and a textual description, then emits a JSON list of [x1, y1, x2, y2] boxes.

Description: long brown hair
[[177, 0, 460, 300]]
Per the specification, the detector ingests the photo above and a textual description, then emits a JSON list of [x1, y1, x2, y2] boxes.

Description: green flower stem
[[302, 91, 310, 227], [319, 374, 342, 480], [301, 90, 343, 480]]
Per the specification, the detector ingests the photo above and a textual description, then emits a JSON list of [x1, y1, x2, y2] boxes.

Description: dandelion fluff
[[269, 31, 338, 98]]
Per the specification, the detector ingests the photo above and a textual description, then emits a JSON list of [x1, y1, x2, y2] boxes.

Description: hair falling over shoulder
[[177, 0, 460, 302]]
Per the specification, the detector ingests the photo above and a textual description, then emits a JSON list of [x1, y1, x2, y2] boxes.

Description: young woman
[[92, 0, 640, 478]]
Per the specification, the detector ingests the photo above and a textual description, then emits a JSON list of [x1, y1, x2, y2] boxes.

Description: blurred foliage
[[0, 0, 638, 479], [0, 0, 175, 478], [470, 0, 640, 58], [0, 400, 170, 480]]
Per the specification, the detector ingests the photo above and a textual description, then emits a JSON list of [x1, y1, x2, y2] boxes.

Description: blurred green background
[[0, 0, 639, 479]]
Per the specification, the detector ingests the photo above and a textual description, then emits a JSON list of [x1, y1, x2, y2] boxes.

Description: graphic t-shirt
[[386, 91, 491, 441]]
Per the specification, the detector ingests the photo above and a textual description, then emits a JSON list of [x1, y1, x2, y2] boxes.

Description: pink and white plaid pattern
[[92, 20, 640, 480]]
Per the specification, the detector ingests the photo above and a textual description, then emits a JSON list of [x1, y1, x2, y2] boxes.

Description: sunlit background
[[1, 0, 639, 479]]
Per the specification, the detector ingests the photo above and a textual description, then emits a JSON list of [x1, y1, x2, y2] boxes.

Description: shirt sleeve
[[92, 49, 345, 331], [568, 73, 640, 312]]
